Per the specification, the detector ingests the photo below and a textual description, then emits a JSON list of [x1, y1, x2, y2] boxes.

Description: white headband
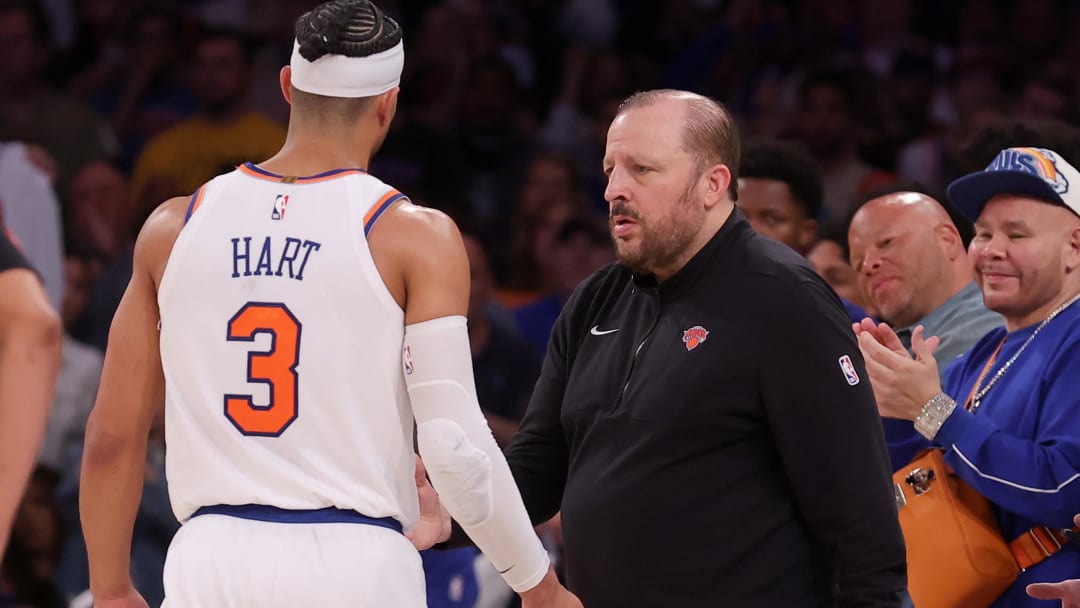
[[289, 38, 404, 98]]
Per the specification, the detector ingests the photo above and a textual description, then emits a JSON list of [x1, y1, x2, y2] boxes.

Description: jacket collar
[[631, 207, 752, 298]]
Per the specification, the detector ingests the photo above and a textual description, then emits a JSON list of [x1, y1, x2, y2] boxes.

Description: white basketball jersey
[[158, 163, 418, 527]]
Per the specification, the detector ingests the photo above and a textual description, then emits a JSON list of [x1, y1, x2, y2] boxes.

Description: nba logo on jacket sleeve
[[838, 355, 860, 386], [403, 345, 414, 375], [272, 195, 289, 220]]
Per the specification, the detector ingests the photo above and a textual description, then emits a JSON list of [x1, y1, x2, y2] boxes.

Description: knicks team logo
[[403, 345, 415, 375], [682, 325, 709, 351], [989, 147, 1069, 195], [271, 194, 290, 220], [838, 355, 860, 386]]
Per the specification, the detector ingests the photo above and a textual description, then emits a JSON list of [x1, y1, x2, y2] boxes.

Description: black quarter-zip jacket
[[505, 210, 906, 607]]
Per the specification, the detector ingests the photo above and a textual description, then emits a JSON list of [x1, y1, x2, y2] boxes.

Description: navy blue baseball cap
[[947, 147, 1080, 221]]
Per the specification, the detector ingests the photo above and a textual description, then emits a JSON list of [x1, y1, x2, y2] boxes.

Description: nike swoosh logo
[[497, 564, 515, 574], [590, 325, 619, 336]]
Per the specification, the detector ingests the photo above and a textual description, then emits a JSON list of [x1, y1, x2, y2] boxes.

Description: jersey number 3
[[225, 302, 301, 436]]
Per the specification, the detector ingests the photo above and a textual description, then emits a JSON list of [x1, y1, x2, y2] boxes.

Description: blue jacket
[[889, 300, 1080, 607]]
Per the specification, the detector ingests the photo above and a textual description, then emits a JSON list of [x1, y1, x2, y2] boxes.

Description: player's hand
[[405, 455, 451, 550], [520, 567, 583, 608], [92, 587, 149, 608]]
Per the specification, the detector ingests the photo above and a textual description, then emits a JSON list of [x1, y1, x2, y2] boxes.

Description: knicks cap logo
[[838, 354, 860, 386], [682, 325, 709, 351], [987, 147, 1069, 195], [948, 146, 1080, 221]]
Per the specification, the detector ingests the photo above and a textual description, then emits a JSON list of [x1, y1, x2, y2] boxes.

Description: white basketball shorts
[[161, 511, 425, 607]]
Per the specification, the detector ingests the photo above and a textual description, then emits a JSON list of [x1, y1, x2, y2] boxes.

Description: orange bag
[[893, 449, 1018, 608]]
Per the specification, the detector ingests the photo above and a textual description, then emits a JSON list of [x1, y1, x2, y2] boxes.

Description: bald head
[[848, 192, 973, 327], [859, 192, 954, 225]]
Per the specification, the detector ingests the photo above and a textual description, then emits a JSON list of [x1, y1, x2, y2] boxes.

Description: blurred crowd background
[[2, 0, 1080, 606]]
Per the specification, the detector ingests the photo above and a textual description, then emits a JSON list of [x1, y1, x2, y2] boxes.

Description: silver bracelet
[[913, 393, 957, 440]]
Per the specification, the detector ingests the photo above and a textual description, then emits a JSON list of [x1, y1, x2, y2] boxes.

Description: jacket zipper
[[614, 289, 661, 408]]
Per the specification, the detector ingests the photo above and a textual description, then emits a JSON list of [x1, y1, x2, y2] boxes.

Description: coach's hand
[[93, 587, 148, 608], [521, 567, 583, 608], [405, 455, 451, 550]]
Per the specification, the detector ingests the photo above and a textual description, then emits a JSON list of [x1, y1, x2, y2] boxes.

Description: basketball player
[[0, 228, 61, 556], [79, 2, 579, 606]]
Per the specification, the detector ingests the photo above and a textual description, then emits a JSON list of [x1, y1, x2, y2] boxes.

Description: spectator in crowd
[[442, 57, 537, 250], [36, 256, 103, 475], [0, 0, 108, 193], [737, 138, 821, 255], [857, 138, 1080, 607], [66, 160, 136, 264], [90, 6, 199, 171], [848, 186, 1002, 469], [0, 141, 64, 309], [807, 222, 875, 322], [0, 467, 67, 608], [513, 215, 614, 356], [794, 69, 895, 222], [129, 26, 285, 212], [464, 233, 542, 448], [504, 196, 585, 302]]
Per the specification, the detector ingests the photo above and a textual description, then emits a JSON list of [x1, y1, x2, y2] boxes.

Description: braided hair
[[296, 0, 402, 61]]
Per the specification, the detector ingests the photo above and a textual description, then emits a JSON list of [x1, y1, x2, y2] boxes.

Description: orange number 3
[[225, 302, 301, 436]]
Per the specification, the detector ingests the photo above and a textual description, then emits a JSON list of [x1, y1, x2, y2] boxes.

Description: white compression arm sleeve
[[403, 316, 550, 593]]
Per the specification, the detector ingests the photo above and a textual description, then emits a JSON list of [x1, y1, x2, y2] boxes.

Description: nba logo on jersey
[[403, 345, 415, 375], [272, 195, 289, 220], [838, 355, 860, 386]]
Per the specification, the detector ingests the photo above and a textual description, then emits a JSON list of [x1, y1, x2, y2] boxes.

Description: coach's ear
[[280, 66, 294, 105]]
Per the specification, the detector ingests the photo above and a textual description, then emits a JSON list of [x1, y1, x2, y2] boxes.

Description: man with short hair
[[737, 139, 874, 323], [129, 26, 286, 211], [79, 2, 579, 607], [737, 138, 822, 255], [858, 141, 1080, 607], [500, 89, 906, 607], [848, 188, 1003, 468]]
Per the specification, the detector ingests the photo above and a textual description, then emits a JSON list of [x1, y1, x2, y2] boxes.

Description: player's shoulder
[[135, 195, 191, 284], [373, 201, 463, 253]]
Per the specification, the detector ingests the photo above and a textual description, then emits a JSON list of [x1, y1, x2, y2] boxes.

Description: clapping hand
[[854, 319, 943, 421]]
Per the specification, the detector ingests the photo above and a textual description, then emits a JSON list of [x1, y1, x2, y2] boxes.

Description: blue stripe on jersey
[[192, 504, 403, 532], [241, 162, 367, 180], [183, 186, 203, 224], [364, 193, 407, 236]]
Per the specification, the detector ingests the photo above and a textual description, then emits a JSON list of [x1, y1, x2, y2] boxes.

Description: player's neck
[[261, 135, 375, 175]]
